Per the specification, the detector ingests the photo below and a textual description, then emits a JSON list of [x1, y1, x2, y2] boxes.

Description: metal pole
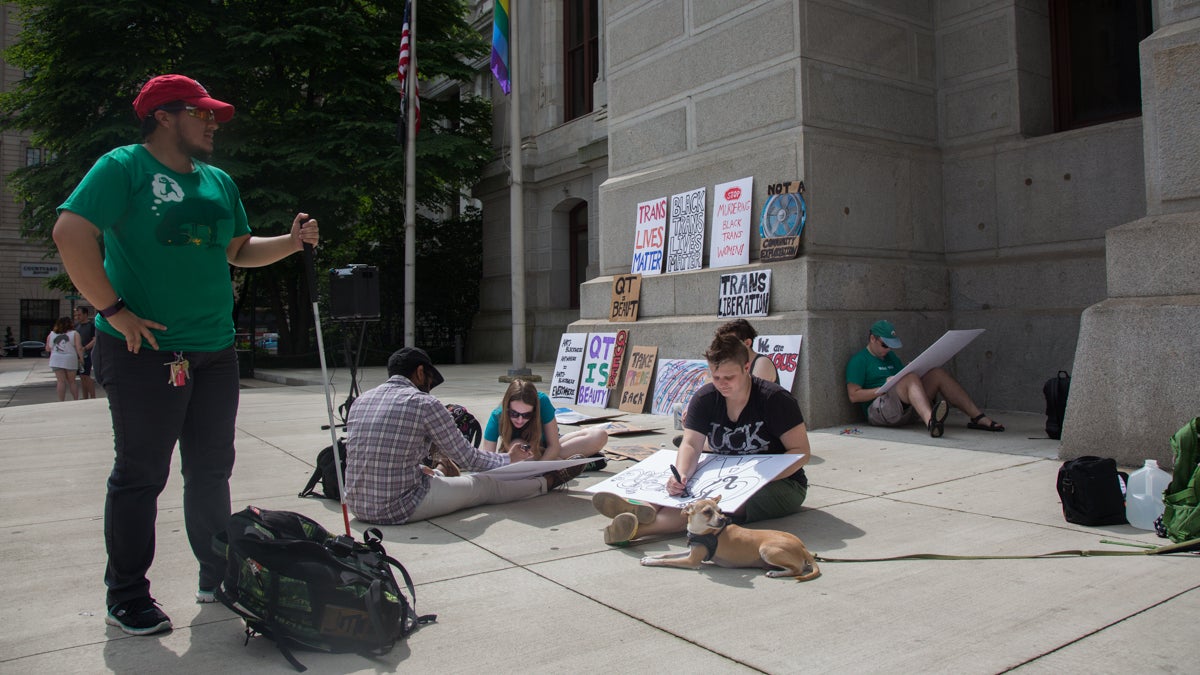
[[403, 0, 418, 348], [508, 0, 529, 376]]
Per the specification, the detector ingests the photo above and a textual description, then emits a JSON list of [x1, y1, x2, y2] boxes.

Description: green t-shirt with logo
[[58, 144, 250, 352], [845, 347, 904, 417]]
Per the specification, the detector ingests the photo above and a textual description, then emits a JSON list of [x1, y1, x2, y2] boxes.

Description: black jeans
[[94, 331, 239, 606]]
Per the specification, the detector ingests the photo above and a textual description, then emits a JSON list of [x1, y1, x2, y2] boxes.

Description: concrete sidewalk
[[0, 358, 1195, 673]]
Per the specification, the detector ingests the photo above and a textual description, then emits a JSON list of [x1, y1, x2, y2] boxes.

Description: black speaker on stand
[[329, 265, 381, 423]]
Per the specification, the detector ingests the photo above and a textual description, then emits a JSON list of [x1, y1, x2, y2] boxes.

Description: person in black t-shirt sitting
[[592, 333, 812, 546]]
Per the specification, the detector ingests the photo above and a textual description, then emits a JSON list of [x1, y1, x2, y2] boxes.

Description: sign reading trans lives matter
[[586, 449, 806, 512]]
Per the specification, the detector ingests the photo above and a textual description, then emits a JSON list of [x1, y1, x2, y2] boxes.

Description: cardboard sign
[[876, 329, 986, 395], [717, 270, 771, 318], [610, 274, 641, 322], [651, 358, 709, 416], [754, 334, 803, 392], [607, 330, 628, 389], [710, 177, 753, 268], [576, 333, 618, 408], [665, 187, 705, 273], [618, 345, 658, 413], [632, 197, 667, 275], [549, 333, 588, 406], [759, 235, 800, 262]]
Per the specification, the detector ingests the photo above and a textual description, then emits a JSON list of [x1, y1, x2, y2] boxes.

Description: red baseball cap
[[132, 74, 235, 123]]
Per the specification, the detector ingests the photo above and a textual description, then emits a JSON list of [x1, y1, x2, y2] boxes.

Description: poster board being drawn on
[[875, 329, 986, 395], [651, 358, 708, 416], [665, 187, 706, 273], [753, 334, 803, 393], [549, 332, 589, 406], [576, 332, 618, 408], [586, 449, 806, 512], [618, 345, 657, 413]]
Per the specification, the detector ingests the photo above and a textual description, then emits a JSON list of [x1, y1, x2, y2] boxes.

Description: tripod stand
[[335, 319, 377, 424]]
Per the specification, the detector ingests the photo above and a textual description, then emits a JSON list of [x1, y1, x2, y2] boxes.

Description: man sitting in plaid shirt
[[344, 348, 585, 524]]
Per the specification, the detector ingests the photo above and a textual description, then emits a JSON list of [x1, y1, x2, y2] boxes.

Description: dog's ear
[[712, 494, 722, 505]]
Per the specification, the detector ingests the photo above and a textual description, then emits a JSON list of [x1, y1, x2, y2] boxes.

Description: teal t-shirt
[[483, 391, 556, 443], [58, 144, 251, 351], [845, 347, 904, 417]]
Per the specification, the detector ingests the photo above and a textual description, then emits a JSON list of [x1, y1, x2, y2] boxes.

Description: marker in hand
[[669, 464, 692, 498]]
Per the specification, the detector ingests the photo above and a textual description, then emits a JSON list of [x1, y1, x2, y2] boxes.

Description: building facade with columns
[[469, 0, 1199, 461]]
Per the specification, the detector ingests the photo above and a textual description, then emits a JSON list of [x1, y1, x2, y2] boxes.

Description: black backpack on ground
[[213, 506, 435, 671], [1044, 371, 1071, 440], [446, 403, 482, 448], [1057, 456, 1129, 526], [299, 439, 346, 501]]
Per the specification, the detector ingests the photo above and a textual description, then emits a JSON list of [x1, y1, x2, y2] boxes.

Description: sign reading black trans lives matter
[[665, 187, 705, 273]]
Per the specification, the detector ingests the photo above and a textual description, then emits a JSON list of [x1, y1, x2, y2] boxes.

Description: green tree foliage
[[1, 0, 491, 356]]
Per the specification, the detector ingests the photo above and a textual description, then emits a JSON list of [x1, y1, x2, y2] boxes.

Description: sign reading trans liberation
[[718, 270, 771, 318]]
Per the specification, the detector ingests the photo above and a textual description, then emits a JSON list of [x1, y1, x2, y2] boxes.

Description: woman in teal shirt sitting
[[481, 379, 607, 461]]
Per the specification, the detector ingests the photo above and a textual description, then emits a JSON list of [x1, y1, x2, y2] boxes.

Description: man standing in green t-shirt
[[52, 74, 320, 636], [845, 320, 1004, 438]]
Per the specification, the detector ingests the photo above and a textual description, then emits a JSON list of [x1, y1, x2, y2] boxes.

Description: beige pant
[[406, 474, 546, 522], [868, 392, 918, 426]]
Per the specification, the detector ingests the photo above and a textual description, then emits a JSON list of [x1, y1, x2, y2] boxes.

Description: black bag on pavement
[[1057, 456, 1129, 526], [299, 440, 346, 501], [1043, 371, 1071, 440], [213, 506, 435, 671], [446, 403, 482, 447]]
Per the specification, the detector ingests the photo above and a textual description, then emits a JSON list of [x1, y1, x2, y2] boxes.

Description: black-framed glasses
[[507, 408, 534, 421]]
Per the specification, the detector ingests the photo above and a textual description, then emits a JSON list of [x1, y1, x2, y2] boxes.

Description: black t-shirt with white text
[[684, 376, 807, 485]]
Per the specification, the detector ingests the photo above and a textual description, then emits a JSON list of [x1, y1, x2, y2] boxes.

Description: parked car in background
[[256, 333, 279, 355], [3, 340, 48, 357]]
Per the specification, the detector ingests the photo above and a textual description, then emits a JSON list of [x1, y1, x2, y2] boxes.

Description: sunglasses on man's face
[[507, 408, 534, 421]]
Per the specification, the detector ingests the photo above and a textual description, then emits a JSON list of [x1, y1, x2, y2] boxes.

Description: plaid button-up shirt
[[344, 375, 509, 523]]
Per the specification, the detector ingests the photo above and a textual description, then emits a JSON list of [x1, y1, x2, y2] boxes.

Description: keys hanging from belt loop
[[165, 352, 190, 387]]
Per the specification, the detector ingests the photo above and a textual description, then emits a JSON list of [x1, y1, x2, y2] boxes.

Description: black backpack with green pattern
[[213, 506, 435, 671]]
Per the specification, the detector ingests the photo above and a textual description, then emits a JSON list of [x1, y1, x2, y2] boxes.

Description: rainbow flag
[[491, 0, 511, 94]]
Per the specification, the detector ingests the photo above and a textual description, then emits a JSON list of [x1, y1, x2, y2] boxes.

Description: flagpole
[[508, 0, 529, 376], [403, 0, 418, 348]]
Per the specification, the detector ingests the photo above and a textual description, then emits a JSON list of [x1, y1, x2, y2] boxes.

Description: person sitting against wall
[[845, 320, 1004, 438], [482, 379, 608, 469]]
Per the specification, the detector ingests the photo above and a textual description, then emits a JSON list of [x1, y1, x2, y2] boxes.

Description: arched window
[[568, 202, 588, 309]]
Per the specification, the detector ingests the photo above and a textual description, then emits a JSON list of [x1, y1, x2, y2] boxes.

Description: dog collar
[[686, 517, 730, 562]]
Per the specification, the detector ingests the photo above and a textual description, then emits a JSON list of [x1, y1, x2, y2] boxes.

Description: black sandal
[[928, 400, 948, 438], [968, 413, 1005, 432]]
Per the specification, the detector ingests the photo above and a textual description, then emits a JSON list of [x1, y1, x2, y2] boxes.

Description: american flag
[[398, 0, 420, 136]]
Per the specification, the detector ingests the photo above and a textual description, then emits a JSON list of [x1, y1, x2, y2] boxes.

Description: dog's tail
[[793, 550, 821, 582]]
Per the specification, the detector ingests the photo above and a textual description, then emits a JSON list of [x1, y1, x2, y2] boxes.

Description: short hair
[[53, 316, 74, 333], [704, 332, 750, 368], [139, 100, 184, 139], [75, 306, 91, 316], [716, 318, 758, 342]]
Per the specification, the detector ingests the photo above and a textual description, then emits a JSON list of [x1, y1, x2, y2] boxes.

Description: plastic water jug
[[1125, 459, 1171, 530]]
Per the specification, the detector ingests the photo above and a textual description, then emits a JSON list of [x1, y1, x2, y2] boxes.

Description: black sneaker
[[543, 455, 587, 491], [106, 597, 172, 636], [583, 457, 608, 472]]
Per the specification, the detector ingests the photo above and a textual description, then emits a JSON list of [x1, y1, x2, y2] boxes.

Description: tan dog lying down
[[640, 495, 820, 581]]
